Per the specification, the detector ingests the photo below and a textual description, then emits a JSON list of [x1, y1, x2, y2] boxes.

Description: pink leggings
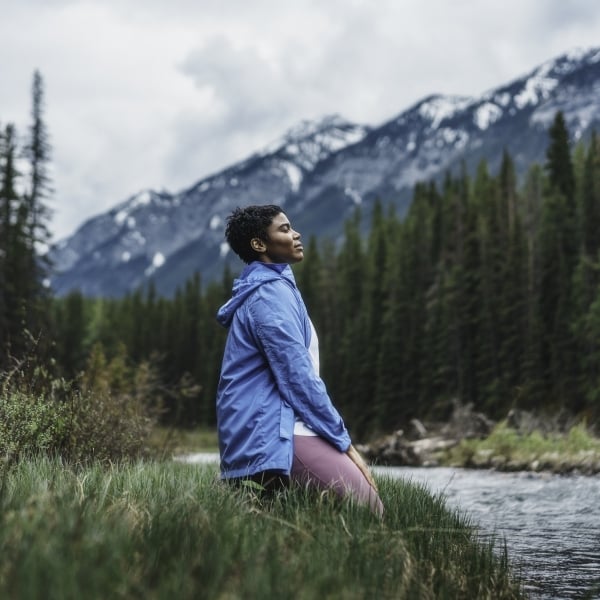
[[291, 435, 384, 517]]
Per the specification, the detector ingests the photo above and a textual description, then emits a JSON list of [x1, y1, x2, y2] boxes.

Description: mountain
[[49, 47, 600, 297]]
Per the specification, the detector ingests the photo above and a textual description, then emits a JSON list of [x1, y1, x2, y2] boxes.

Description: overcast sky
[[2, 0, 600, 240]]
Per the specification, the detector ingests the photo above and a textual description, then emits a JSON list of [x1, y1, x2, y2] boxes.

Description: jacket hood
[[217, 261, 296, 327]]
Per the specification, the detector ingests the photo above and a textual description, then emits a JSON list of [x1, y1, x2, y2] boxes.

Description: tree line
[[2, 74, 600, 438]]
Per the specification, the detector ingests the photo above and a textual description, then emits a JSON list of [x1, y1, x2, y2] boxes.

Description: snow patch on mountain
[[514, 72, 558, 109], [115, 210, 128, 226], [474, 103, 503, 130], [210, 215, 222, 230], [279, 161, 303, 192], [418, 95, 473, 128], [132, 190, 152, 207], [145, 252, 165, 276], [530, 78, 600, 135], [344, 187, 362, 205], [262, 114, 369, 171], [439, 127, 469, 148], [494, 92, 512, 107]]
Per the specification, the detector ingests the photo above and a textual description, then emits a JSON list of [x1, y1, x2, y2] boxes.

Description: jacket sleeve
[[249, 281, 351, 453]]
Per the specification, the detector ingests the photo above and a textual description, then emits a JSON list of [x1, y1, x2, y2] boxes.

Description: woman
[[216, 204, 383, 516]]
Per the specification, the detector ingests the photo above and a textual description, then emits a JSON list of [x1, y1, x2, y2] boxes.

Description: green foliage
[[0, 371, 69, 464], [0, 458, 525, 599], [0, 346, 161, 466], [65, 344, 160, 464], [51, 278, 227, 427]]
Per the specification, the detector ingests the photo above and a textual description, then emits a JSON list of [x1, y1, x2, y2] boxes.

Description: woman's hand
[[347, 445, 378, 492]]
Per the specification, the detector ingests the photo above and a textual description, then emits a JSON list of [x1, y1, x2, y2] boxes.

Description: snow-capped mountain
[[50, 48, 600, 297]]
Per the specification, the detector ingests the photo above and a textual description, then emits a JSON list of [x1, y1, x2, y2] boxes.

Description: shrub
[[0, 344, 162, 465], [0, 361, 70, 466], [0, 381, 69, 464], [63, 343, 160, 463]]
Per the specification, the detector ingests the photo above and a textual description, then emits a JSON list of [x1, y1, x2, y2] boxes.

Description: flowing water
[[375, 466, 600, 599], [182, 454, 600, 598]]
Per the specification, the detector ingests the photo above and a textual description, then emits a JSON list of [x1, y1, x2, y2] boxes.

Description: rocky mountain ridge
[[50, 47, 600, 297]]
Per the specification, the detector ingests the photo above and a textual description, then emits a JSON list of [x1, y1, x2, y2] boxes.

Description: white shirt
[[293, 320, 319, 436]]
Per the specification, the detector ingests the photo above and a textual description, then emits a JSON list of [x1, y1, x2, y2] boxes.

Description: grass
[[0, 457, 525, 599], [447, 420, 600, 472]]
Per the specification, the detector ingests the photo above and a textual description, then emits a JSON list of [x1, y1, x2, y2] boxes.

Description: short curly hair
[[225, 204, 283, 264]]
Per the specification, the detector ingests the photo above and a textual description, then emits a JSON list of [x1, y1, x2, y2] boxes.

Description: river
[[375, 466, 600, 599], [182, 454, 600, 599]]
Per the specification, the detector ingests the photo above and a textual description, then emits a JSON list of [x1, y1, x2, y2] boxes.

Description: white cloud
[[1, 0, 600, 240]]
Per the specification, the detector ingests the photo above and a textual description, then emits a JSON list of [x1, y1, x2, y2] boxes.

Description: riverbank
[[359, 405, 600, 475], [0, 457, 525, 599]]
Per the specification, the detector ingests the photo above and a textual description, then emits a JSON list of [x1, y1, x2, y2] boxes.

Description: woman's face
[[253, 212, 304, 264]]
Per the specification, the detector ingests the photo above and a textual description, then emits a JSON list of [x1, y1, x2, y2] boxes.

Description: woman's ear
[[251, 237, 266, 253]]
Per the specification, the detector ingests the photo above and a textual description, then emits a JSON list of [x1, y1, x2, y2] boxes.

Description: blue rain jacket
[[216, 261, 351, 479]]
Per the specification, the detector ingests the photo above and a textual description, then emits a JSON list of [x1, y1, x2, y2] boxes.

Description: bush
[[0, 344, 161, 466], [66, 344, 160, 463], [0, 382, 69, 464], [0, 361, 70, 466]]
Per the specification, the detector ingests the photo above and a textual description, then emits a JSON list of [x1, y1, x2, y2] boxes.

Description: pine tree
[[356, 200, 391, 432], [52, 290, 88, 378], [580, 132, 600, 261], [0, 124, 25, 367], [545, 111, 578, 273], [571, 133, 600, 409], [518, 165, 545, 403], [335, 209, 366, 427], [0, 72, 54, 368], [23, 70, 53, 254], [498, 152, 528, 404], [295, 235, 323, 322], [540, 113, 580, 405], [546, 112, 575, 202]]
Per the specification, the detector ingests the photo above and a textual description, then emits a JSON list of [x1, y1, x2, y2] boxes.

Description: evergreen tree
[[0, 72, 54, 368], [545, 111, 578, 274], [571, 133, 600, 407], [358, 200, 390, 432], [335, 209, 366, 427], [546, 112, 575, 202], [0, 124, 25, 367], [580, 132, 600, 261], [519, 165, 545, 403], [498, 153, 529, 403], [23, 70, 53, 254], [295, 235, 323, 323], [52, 291, 88, 378], [540, 113, 579, 405]]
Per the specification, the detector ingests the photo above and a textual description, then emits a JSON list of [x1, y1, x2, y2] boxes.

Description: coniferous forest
[[3, 73, 600, 440]]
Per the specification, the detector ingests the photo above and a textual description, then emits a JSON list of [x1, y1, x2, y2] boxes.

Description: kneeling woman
[[215, 205, 383, 517]]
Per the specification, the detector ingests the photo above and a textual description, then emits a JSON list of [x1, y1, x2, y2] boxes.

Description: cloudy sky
[[2, 0, 600, 240]]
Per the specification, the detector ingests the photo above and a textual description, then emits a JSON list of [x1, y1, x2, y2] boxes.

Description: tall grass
[[0, 458, 524, 599]]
